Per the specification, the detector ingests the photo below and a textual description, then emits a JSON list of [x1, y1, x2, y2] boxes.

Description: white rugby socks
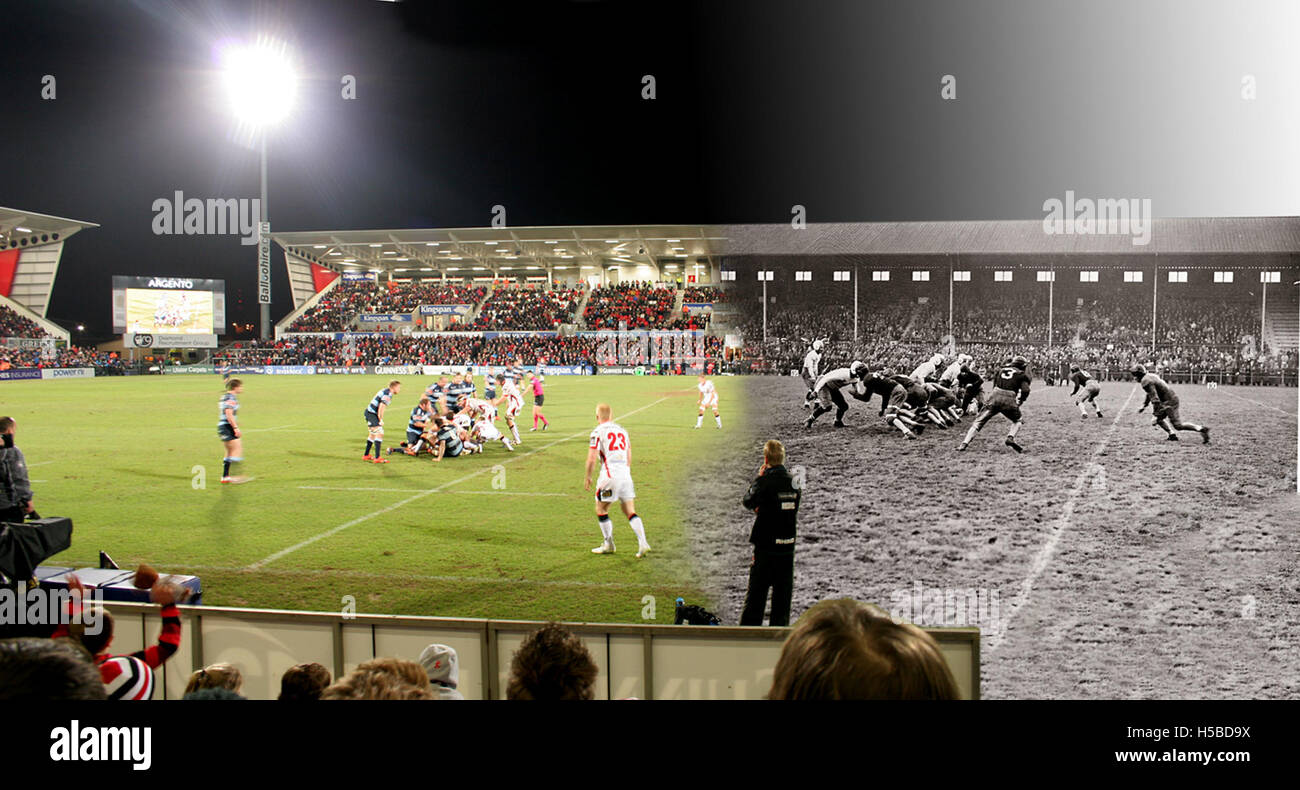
[[629, 515, 648, 548]]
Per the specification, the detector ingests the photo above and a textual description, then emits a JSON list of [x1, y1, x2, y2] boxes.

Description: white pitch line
[[298, 485, 567, 496], [247, 395, 674, 570], [1217, 388, 1298, 419], [183, 424, 307, 432], [987, 384, 1141, 655], [27, 461, 55, 468]]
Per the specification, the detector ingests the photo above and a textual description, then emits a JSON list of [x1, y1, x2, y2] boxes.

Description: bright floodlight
[[221, 38, 297, 126]]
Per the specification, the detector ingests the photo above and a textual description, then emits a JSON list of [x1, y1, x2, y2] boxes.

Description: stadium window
[[1260, 271, 1280, 283], [757, 270, 774, 281], [795, 271, 812, 281], [1213, 271, 1234, 283], [1036, 271, 1055, 282], [1123, 270, 1143, 283], [1079, 271, 1099, 282], [1167, 271, 1188, 283], [953, 270, 971, 281], [912, 270, 930, 281], [872, 270, 890, 281], [720, 270, 735, 281], [833, 270, 851, 281], [994, 270, 1013, 282]]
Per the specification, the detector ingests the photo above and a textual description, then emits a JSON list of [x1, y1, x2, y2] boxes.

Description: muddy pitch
[[690, 377, 1299, 699]]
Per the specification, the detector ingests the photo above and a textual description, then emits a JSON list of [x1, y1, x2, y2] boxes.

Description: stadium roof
[[271, 224, 726, 276], [0, 206, 99, 249], [270, 218, 1299, 278], [719, 218, 1300, 257]]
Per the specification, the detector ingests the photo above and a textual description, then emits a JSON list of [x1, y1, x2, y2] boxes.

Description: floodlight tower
[[221, 37, 297, 341]]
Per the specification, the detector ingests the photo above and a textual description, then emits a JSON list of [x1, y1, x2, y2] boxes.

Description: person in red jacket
[[53, 574, 184, 700]]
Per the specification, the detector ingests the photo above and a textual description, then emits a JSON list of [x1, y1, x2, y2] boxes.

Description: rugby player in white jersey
[[800, 339, 824, 407], [910, 352, 946, 384], [462, 395, 497, 423], [938, 353, 973, 388], [584, 403, 650, 558], [494, 374, 525, 446], [470, 412, 514, 452], [694, 374, 721, 429]]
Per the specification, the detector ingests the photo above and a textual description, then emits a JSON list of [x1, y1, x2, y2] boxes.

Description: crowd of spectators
[[0, 345, 125, 372], [665, 311, 711, 331], [288, 281, 488, 332], [467, 284, 583, 330], [683, 286, 726, 304], [736, 291, 1295, 378], [0, 306, 49, 338], [0, 599, 958, 700], [287, 280, 733, 334], [583, 282, 677, 329], [215, 331, 727, 369]]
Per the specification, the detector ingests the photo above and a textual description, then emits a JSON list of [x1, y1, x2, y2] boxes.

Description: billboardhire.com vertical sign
[[258, 221, 271, 304]]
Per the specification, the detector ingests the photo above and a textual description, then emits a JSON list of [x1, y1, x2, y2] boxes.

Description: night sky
[[3, 0, 1295, 335]]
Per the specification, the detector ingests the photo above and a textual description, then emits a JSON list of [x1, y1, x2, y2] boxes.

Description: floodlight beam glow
[[220, 39, 297, 126]]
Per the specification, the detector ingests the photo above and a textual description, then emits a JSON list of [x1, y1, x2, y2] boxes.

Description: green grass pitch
[[4, 373, 744, 624]]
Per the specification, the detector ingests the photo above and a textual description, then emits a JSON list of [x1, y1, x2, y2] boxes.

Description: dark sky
[[3, 0, 1295, 335]]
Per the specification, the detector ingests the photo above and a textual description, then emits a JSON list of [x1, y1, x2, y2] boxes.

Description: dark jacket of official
[[742, 464, 800, 555], [0, 443, 31, 511]]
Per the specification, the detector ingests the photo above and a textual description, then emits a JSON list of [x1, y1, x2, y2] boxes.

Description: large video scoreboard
[[112, 276, 226, 348]]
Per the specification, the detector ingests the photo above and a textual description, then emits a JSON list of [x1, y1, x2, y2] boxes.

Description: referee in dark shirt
[[739, 440, 801, 627]]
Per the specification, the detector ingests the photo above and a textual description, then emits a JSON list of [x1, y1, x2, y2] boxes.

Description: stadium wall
[[97, 601, 980, 700], [0, 367, 94, 381]]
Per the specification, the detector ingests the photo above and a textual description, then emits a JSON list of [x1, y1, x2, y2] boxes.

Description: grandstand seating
[[214, 332, 726, 368], [280, 279, 739, 334], [466, 284, 583, 331], [683, 286, 726, 303], [583, 282, 678, 329], [0, 345, 124, 371], [287, 280, 488, 332], [732, 285, 1298, 378], [1264, 287, 1299, 354], [0, 304, 50, 338]]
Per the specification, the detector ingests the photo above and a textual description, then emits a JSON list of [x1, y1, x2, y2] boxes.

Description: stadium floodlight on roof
[[218, 36, 298, 340], [220, 37, 298, 127]]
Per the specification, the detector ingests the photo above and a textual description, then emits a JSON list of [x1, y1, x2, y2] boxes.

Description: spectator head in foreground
[[279, 662, 332, 701], [0, 637, 107, 700], [183, 687, 247, 700], [418, 643, 464, 700], [185, 662, 243, 696], [506, 622, 598, 700], [768, 599, 960, 700], [321, 658, 434, 700]]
